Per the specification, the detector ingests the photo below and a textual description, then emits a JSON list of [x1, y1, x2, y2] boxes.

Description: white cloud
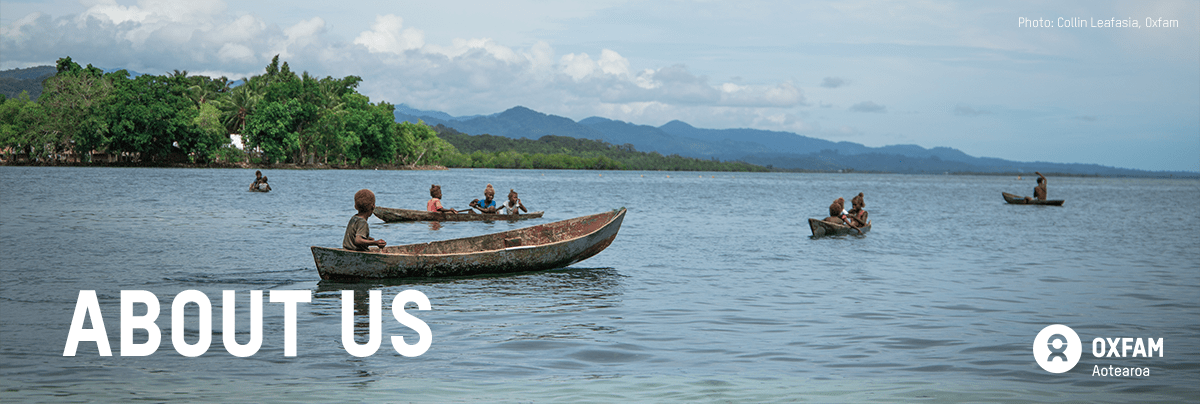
[[218, 43, 255, 63], [354, 14, 424, 54]]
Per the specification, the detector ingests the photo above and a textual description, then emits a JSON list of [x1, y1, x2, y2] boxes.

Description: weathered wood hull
[[374, 206, 544, 222], [313, 208, 626, 280], [1002, 192, 1064, 206], [808, 218, 871, 237]]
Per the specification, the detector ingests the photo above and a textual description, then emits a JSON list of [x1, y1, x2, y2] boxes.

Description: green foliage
[[3, 55, 433, 167], [431, 125, 766, 172], [2, 55, 765, 171]]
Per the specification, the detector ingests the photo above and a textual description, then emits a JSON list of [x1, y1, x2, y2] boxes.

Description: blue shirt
[[480, 199, 496, 209]]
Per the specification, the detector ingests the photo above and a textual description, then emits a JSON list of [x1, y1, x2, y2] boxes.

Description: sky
[[2, 0, 1197, 172]]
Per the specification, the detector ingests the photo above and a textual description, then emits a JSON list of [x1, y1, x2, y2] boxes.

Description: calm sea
[[2, 167, 1198, 402]]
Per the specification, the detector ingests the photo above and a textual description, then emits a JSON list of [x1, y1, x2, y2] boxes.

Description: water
[[2, 167, 1198, 402]]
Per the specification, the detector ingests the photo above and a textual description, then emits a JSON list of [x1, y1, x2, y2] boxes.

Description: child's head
[[255, 170, 262, 179], [1037, 177, 1044, 184], [484, 184, 494, 199], [261, 176, 268, 183], [430, 184, 441, 199], [508, 189, 518, 202], [829, 198, 844, 217], [852, 192, 864, 209], [354, 189, 375, 214]]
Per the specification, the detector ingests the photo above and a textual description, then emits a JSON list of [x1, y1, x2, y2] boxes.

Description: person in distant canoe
[[823, 197, 861, 228], [249, 170, 263, 191], [256, 176, 272, 192], [469, 184, 501, 214], [343, 189, 386, 251], [847, 192, 868, 226], [823, 198, 847, 225], [1025, 172, 1047, 202], [427, 184, 458, 214], [502, 189, 528, 215], [1033, 172, 1047, 200]]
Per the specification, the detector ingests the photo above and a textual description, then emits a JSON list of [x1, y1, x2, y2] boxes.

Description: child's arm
[[356, 235, 386, 249]]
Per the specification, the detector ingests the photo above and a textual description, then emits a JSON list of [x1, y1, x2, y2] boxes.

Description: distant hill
[[396, 105, 1194, 177], [1, 65, 151, 101], [0, 65, 56, 100]]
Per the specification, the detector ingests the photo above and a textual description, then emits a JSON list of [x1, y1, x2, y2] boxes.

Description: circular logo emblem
[[1033, 324, 1081, 373]]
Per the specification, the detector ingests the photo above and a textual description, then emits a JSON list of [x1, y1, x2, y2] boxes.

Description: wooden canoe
[[1002, 192, 1064, 206], [374, 206, 544, 222], [808, 218, 871, 237], [312, 208, 626, 280]]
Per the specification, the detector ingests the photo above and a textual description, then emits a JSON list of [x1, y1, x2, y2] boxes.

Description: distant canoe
[[249, 188, 269, 193], [374, 206, 544, 222], [312, 208, 626, 280], [1002, 192, 1064, 206], [808, 218, 871, 237]]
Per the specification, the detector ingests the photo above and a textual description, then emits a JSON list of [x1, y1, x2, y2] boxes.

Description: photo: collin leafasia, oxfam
[[2, 0, 1198, 402]]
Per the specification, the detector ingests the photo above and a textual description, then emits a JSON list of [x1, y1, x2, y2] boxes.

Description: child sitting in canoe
[[343, 189, 386, 251], [427, 184, 459, 214], [846, 192, 868, 226], [822, 197, 862, 232], [502, 189, 528, 215], [469, 184, 501, 214]]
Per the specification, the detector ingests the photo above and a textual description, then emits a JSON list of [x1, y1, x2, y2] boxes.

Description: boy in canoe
[[427, 184, 459, 214], [469, 184, 501, 214], [823, 197, 862, 233], [249, 170, 263, 191], [344, 189, 386, 251], [502, 189, 528, 215], [1024, 172, 1047, 202]]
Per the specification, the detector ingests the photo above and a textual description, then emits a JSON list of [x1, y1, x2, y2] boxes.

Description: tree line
[[0, 56, 452, 166], [1, 56, 766, 172], [431, 124, 768, 172]]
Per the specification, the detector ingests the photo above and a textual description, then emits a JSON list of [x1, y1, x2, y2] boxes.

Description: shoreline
[[0, 161, 449, 170], [1, 161, 1195, 178]]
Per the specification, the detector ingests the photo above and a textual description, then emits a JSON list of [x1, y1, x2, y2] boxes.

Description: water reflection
[[313, 267, 626, 337]]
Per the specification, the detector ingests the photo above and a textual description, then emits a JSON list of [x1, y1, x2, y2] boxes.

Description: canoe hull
[[313, 208, 625, 280], [1002, 192, 1064, 206], [808, 218, 871, 237], [374, 206, 544, 222]]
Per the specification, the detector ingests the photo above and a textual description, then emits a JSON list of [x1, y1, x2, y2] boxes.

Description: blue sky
[[2, 0, 1197, 172]]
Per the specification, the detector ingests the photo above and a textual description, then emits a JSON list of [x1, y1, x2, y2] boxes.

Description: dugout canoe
[[312, 208, 626, 280], [1002, 192, 1065, 206], [808, 218, 871, 237], [373, 206, 544, 222]]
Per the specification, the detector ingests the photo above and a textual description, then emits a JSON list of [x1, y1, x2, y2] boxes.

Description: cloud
[[953, 104, 989, 116], [849, 101, 886, 113], [353, 14, 424, 54], [820, 77, 846, 88]]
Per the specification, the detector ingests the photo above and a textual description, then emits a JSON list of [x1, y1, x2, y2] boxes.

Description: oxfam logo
[[1033, 324, 1082, 373]]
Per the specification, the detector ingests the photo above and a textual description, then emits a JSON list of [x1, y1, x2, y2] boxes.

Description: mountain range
[[395, 105, 1191, 177]]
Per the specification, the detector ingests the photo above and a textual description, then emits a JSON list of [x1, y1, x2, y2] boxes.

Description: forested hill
[[431, 124, 767, 172], [0, 65, 56, 100], [397, 105, 1195, 177]]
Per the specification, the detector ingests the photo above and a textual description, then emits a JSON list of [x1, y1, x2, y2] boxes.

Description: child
[[469, 184, 500, 214], [249, 170, 263, 191], [343, 189, 386, 251], [823, 197, 846, 225], [502, 189, 528, 215], [257, 176, 272, 192], [847, 192, 868, 226], [427, 184, 458, 214]]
